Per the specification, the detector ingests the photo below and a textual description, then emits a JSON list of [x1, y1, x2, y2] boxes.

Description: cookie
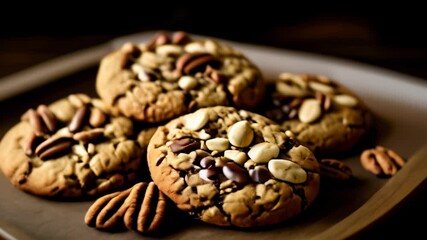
[[147, 106, 320, 227], [260, 73, 373, 156], [0, 94, 154, 199], [96, 31, 265, 123]]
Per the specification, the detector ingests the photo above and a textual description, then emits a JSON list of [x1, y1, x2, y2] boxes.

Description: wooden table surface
[[0, 5, 426, 239]]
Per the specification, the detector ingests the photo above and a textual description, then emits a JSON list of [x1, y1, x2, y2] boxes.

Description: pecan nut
[[319, 159, 352, 181], [123, 182, 167, 234], [84, 186, 132, 229], [360, 146, 406, 177], [176, 53, 220, 75], [85, 182, 167, 234]]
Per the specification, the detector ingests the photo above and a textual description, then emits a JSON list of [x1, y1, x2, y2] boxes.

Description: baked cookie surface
[[260, 73, 373, 156], [147, 106, 320, 227], [0, 94, 152, 199], [96, 31, 265, 123]]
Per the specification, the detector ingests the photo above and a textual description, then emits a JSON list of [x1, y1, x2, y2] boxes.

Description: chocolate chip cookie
[[0, 94, 153, 199], [147, 106, 320, 227], [96, 31, 265, 123], [260, 73, 373, 156]]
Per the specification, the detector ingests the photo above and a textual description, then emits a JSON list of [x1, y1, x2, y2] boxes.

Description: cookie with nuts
[[95, 31, 265, 123], [147, 106, 320, 227], [259, 73, 373, 156], [0, 94, 155, 199]]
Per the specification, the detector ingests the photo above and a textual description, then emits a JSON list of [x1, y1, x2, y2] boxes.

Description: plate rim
[[0, 30, 426, 239]]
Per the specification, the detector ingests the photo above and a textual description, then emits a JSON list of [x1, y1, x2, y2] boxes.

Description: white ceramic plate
[[0, 31, 426, 240]]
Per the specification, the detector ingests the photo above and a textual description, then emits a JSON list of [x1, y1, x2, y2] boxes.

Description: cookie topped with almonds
[[0, 94, 153, 199], [147, 106, 320, 227], [260, 73, 373, 156], [96, 31, 265, 123]]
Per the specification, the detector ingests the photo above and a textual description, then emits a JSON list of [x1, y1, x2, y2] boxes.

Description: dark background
[[0, 3, 426, 239], [1, 3, 427, 79]]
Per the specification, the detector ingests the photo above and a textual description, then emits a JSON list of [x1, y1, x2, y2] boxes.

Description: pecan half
[[35, 136, 74, 160], [69, 105, 89, 133], [123, 182, 167, 234], [319, 159, 352, 181], [85, 182, 167, 234], [84, 187, 133, 229], [176, 53, 220, 75], [360, 146, 406, 177]]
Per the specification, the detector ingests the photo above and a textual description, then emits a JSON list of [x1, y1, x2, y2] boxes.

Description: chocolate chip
[[222, 162, 250, 184], [199, 168, 217, 181], [200, 156, 215, 169], [249, 166, 271, 183], [170, 137, 200, 153]]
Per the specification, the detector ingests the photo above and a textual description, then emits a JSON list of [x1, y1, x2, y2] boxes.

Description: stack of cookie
[[0, 31, 383, 235]]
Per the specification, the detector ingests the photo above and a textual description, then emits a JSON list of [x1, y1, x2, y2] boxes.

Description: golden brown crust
[[260, 73, 373, 156], [96, 31, 265, 123], [147, 106, 320, 227], [0, 94, 151, 199]]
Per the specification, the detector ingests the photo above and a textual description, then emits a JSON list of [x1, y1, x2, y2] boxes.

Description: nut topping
[[183, 108, 209, 131], [248, 142, 280, 163], [172, 31, 191, 45], [35, 136, 74, 160], [69, 105, 89, 133], [298, 99, 321, 123], [176, 53, 220, 75], [227, 120, 253, 148], [27, 109, 46, 136], [268, 159, 307, 183], [36, 105, 57, 133]]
